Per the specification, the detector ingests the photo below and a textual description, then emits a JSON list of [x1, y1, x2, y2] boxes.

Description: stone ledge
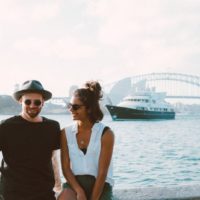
[[113, 185, 200, 200]]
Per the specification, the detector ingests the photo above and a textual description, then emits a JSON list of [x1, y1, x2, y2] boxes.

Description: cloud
[[30, 1, 62, 22], [83, 0, 200, 76], [86, 0, 161, 45], [53, 38, 97, 59], [0, 0, 62, 24], [13, 36, 97, 60], [0, 0, 200, 96]]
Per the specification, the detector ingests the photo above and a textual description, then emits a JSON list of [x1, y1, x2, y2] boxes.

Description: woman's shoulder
[[93, 122, 114, 138], [97, 122, 112, 132], [100, 124, 114, 139], [61, 122, 77, 134]]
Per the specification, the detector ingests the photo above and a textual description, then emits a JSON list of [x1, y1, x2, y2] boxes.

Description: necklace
[[80, 140, 84, 145]]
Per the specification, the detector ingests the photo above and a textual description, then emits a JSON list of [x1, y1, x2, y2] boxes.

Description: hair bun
[[85, 81, 102, 100]]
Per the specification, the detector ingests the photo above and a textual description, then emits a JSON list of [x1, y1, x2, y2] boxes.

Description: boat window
[[136, 106, 145, 110], [125, 99, 133, 101]]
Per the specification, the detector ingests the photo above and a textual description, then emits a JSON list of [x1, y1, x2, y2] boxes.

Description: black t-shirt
[[0, 115, 60, 199]]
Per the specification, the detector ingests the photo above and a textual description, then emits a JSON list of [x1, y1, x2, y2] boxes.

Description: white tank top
[[65, 122, 114, 186]]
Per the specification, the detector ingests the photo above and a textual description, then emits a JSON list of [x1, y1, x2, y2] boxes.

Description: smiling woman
[[58, 80, 115, 200]]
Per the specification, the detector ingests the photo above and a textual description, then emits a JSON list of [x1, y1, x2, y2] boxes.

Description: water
[[1, 114, 200, 189]]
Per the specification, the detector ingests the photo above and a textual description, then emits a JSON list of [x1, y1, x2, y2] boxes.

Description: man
[[0, 80, 61, 200]]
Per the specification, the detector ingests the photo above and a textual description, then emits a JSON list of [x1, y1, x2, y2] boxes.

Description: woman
[[58, 81, 114, 200]]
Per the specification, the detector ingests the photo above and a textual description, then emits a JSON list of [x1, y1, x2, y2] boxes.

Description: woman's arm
[[52, 150, 62, 193], [60, 129, 87, 200], [90, 128, 114, 200]]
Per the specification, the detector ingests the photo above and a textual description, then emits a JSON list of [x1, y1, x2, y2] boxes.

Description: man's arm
[[0, 121, 3, 151]]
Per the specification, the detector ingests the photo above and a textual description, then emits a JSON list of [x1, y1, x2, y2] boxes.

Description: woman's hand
[[57, 188, 76, 200], [76, 188, 87, 200]]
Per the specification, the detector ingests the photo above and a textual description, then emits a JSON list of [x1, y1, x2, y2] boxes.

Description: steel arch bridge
[[104, 73, 200, 104], [50, 73, 200, 105], [130, 72, 200, 86]]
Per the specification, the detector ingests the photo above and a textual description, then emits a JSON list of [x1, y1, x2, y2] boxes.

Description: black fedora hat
[[13, 80, 52, 101]]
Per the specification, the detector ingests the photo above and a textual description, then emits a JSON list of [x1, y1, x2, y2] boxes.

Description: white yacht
[[106, 84, 175, 120]]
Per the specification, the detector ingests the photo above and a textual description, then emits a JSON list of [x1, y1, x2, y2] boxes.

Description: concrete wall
[[113, 185, 200, 200]]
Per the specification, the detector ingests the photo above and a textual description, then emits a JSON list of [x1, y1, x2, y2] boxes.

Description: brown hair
[[74, 81, 103, 123]]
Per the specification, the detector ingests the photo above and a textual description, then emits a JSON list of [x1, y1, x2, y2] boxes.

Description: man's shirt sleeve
[[53, 122, 61, 150]]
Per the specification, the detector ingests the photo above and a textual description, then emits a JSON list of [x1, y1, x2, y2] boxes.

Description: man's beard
[[27, 108, 41, 118]]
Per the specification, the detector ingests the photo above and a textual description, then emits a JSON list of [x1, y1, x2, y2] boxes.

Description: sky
[[0, 0, 200, 97]]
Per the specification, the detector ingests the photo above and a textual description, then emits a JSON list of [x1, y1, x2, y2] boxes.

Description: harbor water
[[0, 113, 200, 190]]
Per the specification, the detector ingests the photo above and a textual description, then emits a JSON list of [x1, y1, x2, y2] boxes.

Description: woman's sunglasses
[[24, 99, 42, 106], [67, 103, 84, 111]]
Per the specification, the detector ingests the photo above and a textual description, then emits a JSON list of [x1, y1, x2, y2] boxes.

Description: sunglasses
[[24, 99, 42, 106], [67, 103, 84, 111]]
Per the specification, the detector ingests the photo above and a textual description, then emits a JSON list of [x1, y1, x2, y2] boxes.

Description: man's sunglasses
[[24, 99, 42, 106], [67, 103, 84, 111]]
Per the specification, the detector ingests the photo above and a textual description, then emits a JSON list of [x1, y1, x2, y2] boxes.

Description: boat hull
[[106, 105, 175, 120]]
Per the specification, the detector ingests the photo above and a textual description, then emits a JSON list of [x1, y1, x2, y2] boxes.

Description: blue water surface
[[1, 113, 200, 189]]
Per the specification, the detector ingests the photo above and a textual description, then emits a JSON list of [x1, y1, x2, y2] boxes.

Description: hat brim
[[13, 89, 52, 101]]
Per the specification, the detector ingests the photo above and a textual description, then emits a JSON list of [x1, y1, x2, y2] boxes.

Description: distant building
[[69, 85, 78, 97], [14, 83, 20, 92], [107, 77, 132, 105]]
